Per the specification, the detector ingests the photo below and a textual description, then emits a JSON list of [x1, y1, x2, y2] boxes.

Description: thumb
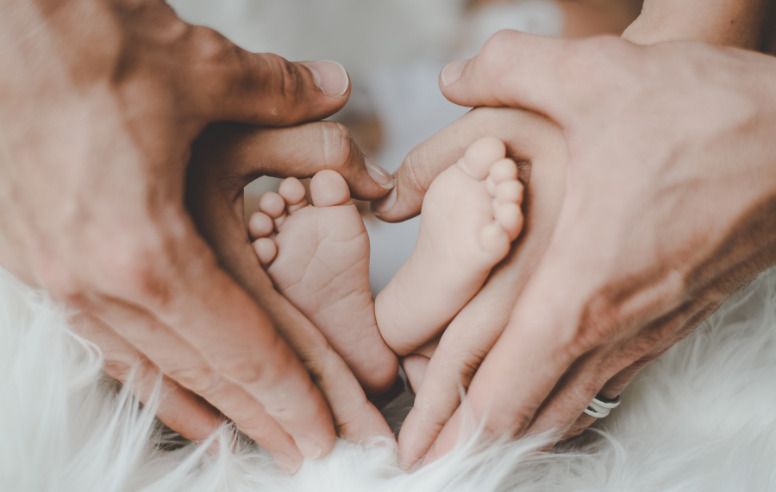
[[438, 30, 571, 124], [191, 122, 395, 201], [186, 27, 351, 126]]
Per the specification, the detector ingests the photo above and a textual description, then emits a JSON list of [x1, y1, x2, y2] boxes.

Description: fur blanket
[[2, 266, 776, 491]]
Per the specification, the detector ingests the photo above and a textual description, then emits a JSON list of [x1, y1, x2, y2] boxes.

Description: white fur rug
[[2, 265, 776, 491]]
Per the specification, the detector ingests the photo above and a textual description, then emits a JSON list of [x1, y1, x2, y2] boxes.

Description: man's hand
[[429, 32, 776, 459], [373, 106, 568, 467], [377, 32, 776, 466], [0, 0, 391, 470], [186, 121, 395, 442]]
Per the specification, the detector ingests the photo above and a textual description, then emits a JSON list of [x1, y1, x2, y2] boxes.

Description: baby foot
[[375, 137, 524, 355], [249, 170, 398, 395]]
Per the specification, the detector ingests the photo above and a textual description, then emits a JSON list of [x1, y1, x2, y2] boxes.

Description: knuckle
[[191, 26, 238, 68], [102, 360, 133, 382], [319, 122, 355, 169], [230, 53, 308, 125], [217, 356, 267, 387], [168, 364, 222, 395], [401, 145, 436, 195], [458, 355, 484, 386], [565, 420, 591, 440], [479, 30, 518, 78], [266, 54, 305, 116], [488, 406, 532, 439], [481, 30, 517, 60], [37, 261, 85, 305], [94, 236, 173, 306], [278, 58, 305, 102], [568, 290, 621, 357], [556, 37, 635, 100], [190, 26, 241, 101], [231, 412, 272, 437], [104, 359, 157, 386], [559, 36, 619, 69], [297, 342, 338, 389]]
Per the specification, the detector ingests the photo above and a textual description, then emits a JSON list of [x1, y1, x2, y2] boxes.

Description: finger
[[439, 32, 642, 131], [221, 245, 394, 442], [373, 107, 560, 223], [399, 350, 469, 468], [402, 355, 430, 394], [554, 304, 710, 441], [398, 108, 566, 467], [560, 361, 644, 441], [70, 313, 223, 444], [185, 27, 351, 126], [438, 31, 570, 121], [454, 259, 707, 453], [191, 122, 394, 201], [93, 220, 336, 460], [562, 355, 656, 442], [185, 186, 393, 443], [161, 263, 336, 459], [398, 279, 514, 469], [85, 298, 309, 466], [433, 248, 593, 455]]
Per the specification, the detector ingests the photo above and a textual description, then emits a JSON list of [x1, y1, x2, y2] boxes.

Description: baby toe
[[495, 203, 523, 240], [496, 180, 524, 205], [278, 177, 308, 213], [479, 222, 510, 258], [248, 212, 274, 240], [253, 237, 278, 266], [489, 158, 518, 185], [259, 192, 286, 219], [310, 170, 351, 207], [486, 176, 498, 196], [460, 137, 506, 180]]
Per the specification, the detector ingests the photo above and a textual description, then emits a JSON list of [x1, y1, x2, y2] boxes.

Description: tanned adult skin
[[373, 0, 776, 468], [0, 0, 396, 472]]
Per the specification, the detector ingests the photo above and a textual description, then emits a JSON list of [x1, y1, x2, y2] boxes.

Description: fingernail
[[441, 59, 468, 86], [273, 451, 303, 474], [371, 186, 397, 214], [365, 157, 395, 190], [294, 437, 322, 460], [305, 60, 350, 97]]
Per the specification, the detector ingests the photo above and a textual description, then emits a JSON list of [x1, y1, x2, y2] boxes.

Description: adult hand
[[186, 121, 395, 442], [72, 121, 396, 471], [377, 32, 776, 465], [374, 106, 567, 467], [0, 0, 391, 470]]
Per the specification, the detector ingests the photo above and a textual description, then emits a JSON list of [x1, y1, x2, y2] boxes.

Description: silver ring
[[583, 394, 621, 419]]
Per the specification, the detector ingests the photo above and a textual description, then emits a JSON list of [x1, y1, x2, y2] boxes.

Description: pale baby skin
[[249, 137, 523, 393]]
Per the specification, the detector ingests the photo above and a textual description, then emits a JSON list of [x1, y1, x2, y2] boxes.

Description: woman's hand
[[187, 121, 396, 443], [374, 105, 568, 468], [0, 0, 392, 470], [375, 32, 776, 467], [73, 121, 396, 470]]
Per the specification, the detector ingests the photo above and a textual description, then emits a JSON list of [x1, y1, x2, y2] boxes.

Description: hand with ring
[[372, 0, 776, 467]]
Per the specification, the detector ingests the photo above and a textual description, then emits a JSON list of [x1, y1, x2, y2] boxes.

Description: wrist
[[623, 0, 768, 49]]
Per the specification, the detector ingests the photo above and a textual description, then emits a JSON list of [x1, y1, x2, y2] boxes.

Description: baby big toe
[[310, 170, 351, 207], [460, 137, 507, 180]]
